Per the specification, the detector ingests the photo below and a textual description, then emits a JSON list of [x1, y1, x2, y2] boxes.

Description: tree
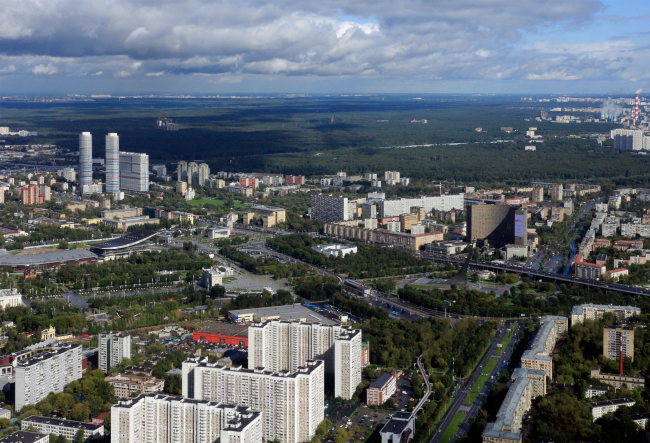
[[75, 428, 85, 443], [210, 284, 226, 298], [58, 241, 69, 250]]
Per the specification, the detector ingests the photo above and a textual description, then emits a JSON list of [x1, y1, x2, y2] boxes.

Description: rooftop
[[587, 398, 635, 408], [0, 431, 49, 443], [196, 322, 249, 338], [369, 372, 394, 389], [229, 304, 338, 325], [0, 250, 97, 267], [22, 415, 104, 432], [571, 304, 640, 315], [90, 230, 157, 251]]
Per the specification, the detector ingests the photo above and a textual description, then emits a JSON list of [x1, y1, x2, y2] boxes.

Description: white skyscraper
[[182, 358, 324, 443], [79, 132, 92, 193], [247, 320, 362, 400], [105, 133, 120, 193], [119, 152, 149, 191], [99, 332, 131, 373]]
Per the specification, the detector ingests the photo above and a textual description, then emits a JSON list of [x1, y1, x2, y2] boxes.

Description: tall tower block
[[105, 133, 120, 193], [79, 132, 92, 193]]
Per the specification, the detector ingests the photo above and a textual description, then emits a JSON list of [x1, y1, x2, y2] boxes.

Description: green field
[[439, 412, 466, 443], [464, 358, 498, 405]]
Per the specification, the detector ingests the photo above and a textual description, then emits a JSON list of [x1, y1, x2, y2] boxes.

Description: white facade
[[247, 320, 361, 400], [313, 244, 357, 258], [0, 289, 23, 309], [589, 398, 636, 421], [379, 194, 464, 218], [119, 152, 149, 191], [99, 332, 132, 373], [21, 416, 104, 441], [79, 132, 92, 192], [111, 394, 262, 443], [571, 304, 641, 327], [182, 358, 324, 443], [106, 133, 120, 194], [611, 129, 647, 151], [15, 343, 82, 411]]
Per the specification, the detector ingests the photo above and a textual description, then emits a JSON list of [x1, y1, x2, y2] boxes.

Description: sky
[[0, 0, 648, 95]]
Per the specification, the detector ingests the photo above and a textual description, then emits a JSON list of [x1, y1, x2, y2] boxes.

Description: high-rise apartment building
[[177, 161, 188, 182], [571, 304, 641, 327], [38, 185, 50, 202], [550, 184, 563, 201], [311, 194, 349, 222], [119, 152, 149, 191], [378, 195, 464, 218], [0, 187, 4, 204], [99, 332, 132, 373], [182, 358, 324, 443], [603, 326, 634, 362], [111, 394, 262, 443], [611, 129, 650, 151], [247, 320, 362, 400], [106, 133, 120, 193], [15, 343, 82, 411], [285, 175, 305, 185], [361, 203, 377, 220], [197, 163, 210, 187], [79, 132, 93, 193], [187, 162, 198, 185], [20, 184, 41, 205], [58, 168, 76, 182], [384, 171, 400, 181], [532, 187, 544, 203]]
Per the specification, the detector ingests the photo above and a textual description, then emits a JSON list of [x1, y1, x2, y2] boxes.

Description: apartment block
[[603, 326, 634, 362], [119, 152, 149, 192], [247, 320, 361, 400], [588, 398, 636, 421], [482, 368, 547, 443], [571, 304, 641, 326], [105, 374, 165, 399], [399, 213, 420, 232], [182, 358, 324, 443], [379, 194, 464, 218], [99, 332, 132, 373], [15, 343, 82, 411], [22, 416, 104, 442], [361, 203, 377, 220], [111, 394, 262, 443], [311, 194, 349, 222], [573, 256, 606, 280], [550, 184, 563, 201], [323, 222, 443, 253], [21, 184, 41, 205], [520, 316, 568, 379], [531, 187, 544, 203], [285, 175, 305, 185]]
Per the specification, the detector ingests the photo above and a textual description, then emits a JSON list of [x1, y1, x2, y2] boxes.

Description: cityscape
[[1, 0, 650, 442]]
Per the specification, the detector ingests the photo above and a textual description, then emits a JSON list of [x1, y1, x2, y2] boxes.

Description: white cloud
[[91, 71, 103, 75], [0, 65, 16, 74], [145, 71, 164, 76], [31, 63, 57, 75], [114, 70, 131, 77]]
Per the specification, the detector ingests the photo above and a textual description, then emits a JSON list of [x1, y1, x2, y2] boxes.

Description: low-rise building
[[243, 205, 286, 228], [21, 416, 104, 441], [571, 304, 640, 326], [104, 374, 165, 399], [312, 244, 357, 258], [0, 431, 49, 443], [102, 216, 159, 231], [605, 268, 628, 281], [588, 398, 635, 421], [380, 412, 415, 443], [366, 372, 397, 406], [585, 385, 610, 399], [590, 367, 645, 390]]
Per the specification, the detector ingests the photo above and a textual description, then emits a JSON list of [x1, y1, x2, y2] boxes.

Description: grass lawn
[[495, 329, 514, 355], [439, 412, 466, 443], [464, 358, 498, 405]]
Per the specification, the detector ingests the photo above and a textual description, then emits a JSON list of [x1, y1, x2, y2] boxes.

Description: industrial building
[[227, 304, 337, 325], [193, 322, 249, 347], [111, 394, 262, 443], [182, 358, 323, 443]]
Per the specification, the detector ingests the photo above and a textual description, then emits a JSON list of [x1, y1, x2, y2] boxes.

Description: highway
[[429, 325, 514, 442]]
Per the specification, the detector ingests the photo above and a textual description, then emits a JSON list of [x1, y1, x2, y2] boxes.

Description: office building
[[590, 367, 645, 390], [182, 358, 324, 443], [532, 187, 543, 203], [482, 368, 547, 443], [588, 398, 636, 421], [99, 332, 132, 373], [243, 205, 286, 228], [467, 205, 527, 248], [366, 372, 397, 406], [177, 161, 188, 182], [79, 132, 93, 192], [603, 326, 634, 362], [105, 133, 120, 193], [571, 304, 641, 326], [311, 194, 349, 222], [15, 343, 82, 411], [197, 163, 210, 186], [247, 320, 362, 400], [105, 374, 165, 399], [520, 316, 568, 379], [313, 244, 357, 258], [187, 162, 198, 185], [21, 416, 104, 441], [379, 194, 464, 218], [102, 208, 143, 220], [0, 431, 49, 443], [119, 152, 149, 191], [111, 394, 262, 443]]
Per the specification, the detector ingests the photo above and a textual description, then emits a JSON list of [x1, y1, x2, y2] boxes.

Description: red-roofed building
[[614, 240, 644, 251], [605, 268, 629, 282], [193, 322, 249, 347], [574, 256, 606, 280]]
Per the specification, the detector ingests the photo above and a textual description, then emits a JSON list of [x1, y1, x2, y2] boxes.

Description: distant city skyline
[[0, 0, 648, 94]]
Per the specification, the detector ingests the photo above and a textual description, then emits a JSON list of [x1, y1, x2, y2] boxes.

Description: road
[[413, 355, 432, 415], [429, 326, 512, 442]]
